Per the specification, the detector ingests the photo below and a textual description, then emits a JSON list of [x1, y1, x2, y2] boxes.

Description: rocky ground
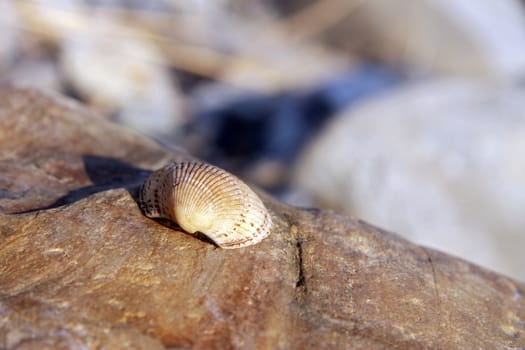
[[1, 88, 524, 349]]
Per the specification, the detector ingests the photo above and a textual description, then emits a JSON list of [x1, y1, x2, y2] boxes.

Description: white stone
[[294, 79, 525, 281]]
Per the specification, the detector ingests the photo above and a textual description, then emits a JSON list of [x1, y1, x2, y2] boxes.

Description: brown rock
[[0, 87, 524, 349]]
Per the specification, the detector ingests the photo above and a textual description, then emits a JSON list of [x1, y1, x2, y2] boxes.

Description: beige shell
[[138, 161, 272, 249]]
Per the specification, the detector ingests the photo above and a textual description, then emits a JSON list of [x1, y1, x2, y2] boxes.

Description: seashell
[[138, 161, 272, 249]]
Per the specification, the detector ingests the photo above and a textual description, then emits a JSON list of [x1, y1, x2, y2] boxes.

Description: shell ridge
[[194, 169, 243, 216], [174, 162, 200, 224], [174, 162, 221, 231], [189, 163, 214, 214], [183, 164, 219, 218]]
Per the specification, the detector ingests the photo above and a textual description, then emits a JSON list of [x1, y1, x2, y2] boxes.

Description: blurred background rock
[[1, 0, 525, 281]]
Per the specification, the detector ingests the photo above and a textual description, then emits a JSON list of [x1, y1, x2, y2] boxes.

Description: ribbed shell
[[138, 162, 272, 249]]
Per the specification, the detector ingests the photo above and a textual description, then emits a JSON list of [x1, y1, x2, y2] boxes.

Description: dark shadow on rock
[[16, 155, 152, 213], [16, 156, 226, 248]]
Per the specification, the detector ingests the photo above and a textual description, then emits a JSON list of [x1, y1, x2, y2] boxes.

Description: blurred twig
[[7, 1, 349, 91], [261, 0, 365, 42], [11, 2, 227, 75], [9, 1, 291, 89]]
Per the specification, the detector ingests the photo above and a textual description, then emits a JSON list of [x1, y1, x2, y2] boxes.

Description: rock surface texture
[[0, 88, 524, 349]]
